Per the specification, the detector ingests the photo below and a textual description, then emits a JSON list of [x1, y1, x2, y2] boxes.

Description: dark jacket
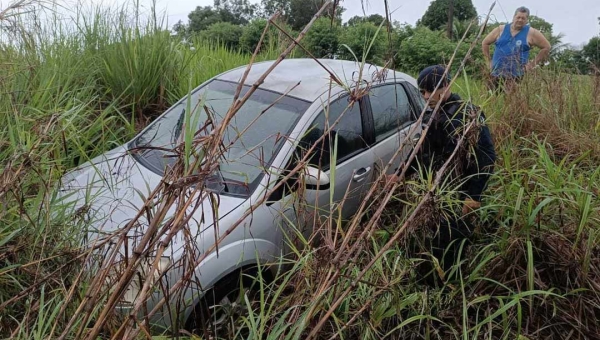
[[404, 93, 496, 202]]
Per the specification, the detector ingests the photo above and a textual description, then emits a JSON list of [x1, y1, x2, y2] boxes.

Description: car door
[[263, 94, 374, 253], [294, 94, 375, 224], [366, 82, 423, 176]]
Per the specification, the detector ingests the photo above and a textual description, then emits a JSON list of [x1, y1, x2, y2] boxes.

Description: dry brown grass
[[2, 0, 599, 338], [493, 70, 600, 163]]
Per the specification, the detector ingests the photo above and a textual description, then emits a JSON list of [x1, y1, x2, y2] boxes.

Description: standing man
[[482, 6, 551, 90]]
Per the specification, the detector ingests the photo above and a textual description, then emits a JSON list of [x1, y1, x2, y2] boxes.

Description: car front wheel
[[185, 267, 268, 339]]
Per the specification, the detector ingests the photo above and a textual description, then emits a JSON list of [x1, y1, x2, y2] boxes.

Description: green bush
[[199, 22, 244, 50], [187, 1, 255, 34], [582, 36, 600, 71], [551, 48, 589, 74], [418, 0, 477, 31], [397, 26, 479, 75], [303, 17, 340, 58], [389, 23, 414, 68], [338, 21, 386, 64], [239, 19, 295, 54]]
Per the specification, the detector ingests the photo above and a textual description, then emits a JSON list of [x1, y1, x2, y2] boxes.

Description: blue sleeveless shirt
[[491, 24, 531, 77]]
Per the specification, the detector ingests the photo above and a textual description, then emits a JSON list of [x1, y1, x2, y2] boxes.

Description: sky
[[54, 0, 600, 47]]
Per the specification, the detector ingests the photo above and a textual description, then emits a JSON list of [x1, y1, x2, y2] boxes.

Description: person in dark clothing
[[389, 65, 497, 282], [391, 65, 496, 214]]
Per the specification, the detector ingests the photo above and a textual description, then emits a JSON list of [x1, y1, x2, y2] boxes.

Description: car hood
[[57, 146, 246, 241]]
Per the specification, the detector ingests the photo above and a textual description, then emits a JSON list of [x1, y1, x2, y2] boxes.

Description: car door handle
[[412, 133, 422, 142], [353, 167, 371, 182]]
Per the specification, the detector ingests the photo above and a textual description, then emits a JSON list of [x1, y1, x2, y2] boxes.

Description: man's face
[[420, 86, 447, 108], [513, 12, 529, 30]]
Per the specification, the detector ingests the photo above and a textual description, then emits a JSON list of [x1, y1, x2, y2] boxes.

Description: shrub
[[239, 18, 295, 53], [199, 22, 244, 50], [338, 21, 386, 64], [582, 36, 600, 71], [418, 0, 477, 31], [397, 26, 475, 74], [551, 48, 589, 74], [303, 17, 340, 58]]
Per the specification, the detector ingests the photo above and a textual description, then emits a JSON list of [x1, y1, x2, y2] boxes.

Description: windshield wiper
[[216, 165, 229, 193]]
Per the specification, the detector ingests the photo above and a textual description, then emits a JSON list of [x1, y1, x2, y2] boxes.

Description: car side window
[[298, 95, 365, 170], [369, 84, 413, 142], [267, 96, 365, 202], [404, 82, 426, 115]]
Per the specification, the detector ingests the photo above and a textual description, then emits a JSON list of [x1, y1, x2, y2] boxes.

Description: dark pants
[[418, 161, 495, 286], [459, 163, 495, 202], [416, 217, 475, 287], [431, 218, 474, 269]]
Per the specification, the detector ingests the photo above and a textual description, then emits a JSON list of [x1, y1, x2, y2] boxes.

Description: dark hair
[[515, 6, 530, 17], [417, 65, 450, 92]]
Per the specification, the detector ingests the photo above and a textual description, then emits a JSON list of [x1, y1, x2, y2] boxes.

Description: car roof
[[216, 58, 417, 102]]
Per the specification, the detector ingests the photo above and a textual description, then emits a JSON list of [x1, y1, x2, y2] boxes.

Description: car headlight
[[107, 256, 172, 307]]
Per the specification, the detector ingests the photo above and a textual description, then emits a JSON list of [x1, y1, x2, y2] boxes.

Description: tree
[[287, 0, 322, 30], [389, 23, 415, 67], [304, 17, 340, 58], [187, 6, 224, 33], [240, 19, 271, 53], [552, 47, 588, 74], [397, 26, 471, 73], [446, 0, 454, 39], [260, 0, 343, 31], [172, 20, 187, 37], [187, 0, 257, 34], [288, 0, 342, 31], [346, 14, 386, 27], [214, 0, 257, 25], [527, 15, 568, 62], [261, 0, 291, 17], [548, 32, 569, 60], [451, 19, 478, 41], [528, 15, 553, 36], [338, 21, 386, 64], [582, 36, 600, 68], [394, 22, 415, 41], [199, 22, 244, 49], [239, 18, 295, 53], [418, 0, 477, 31]]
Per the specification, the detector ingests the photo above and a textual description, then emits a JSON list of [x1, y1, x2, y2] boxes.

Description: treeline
[[172, 0, 600, 76]]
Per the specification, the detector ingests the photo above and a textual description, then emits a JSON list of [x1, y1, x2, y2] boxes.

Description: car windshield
[[132, 79, 310, 197]]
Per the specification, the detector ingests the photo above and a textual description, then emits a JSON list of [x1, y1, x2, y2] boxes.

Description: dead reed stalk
[[300, 4, 497, 337], [57, 2, 346, 339]]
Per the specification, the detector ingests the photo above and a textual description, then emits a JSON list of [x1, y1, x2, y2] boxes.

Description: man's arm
[[482, 26, 501, 69], [527, 29, 552, 70]]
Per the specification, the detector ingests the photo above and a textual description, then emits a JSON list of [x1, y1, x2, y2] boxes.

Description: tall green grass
[[203, 68, 600, 339], [0, 1, 285, 337], [220, 104, 599, 339], [1, 1, 599, 339]]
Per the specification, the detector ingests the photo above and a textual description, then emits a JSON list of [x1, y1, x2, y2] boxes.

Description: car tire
[[185, 266, 271, 338]]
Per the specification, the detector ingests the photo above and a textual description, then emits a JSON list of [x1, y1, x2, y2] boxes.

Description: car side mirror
[[302, 166, 330, 189]]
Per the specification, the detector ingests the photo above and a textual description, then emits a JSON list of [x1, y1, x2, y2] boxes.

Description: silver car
[[58, 58, 426, 333]]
